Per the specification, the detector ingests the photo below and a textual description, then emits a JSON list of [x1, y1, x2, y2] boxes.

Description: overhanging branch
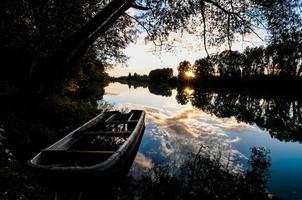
[[125, 13, 161, 48], [204, 0, 264, 41], [201, 6, 209, 57]]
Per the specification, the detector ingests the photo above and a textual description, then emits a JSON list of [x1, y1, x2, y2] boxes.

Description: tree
[[253, 0, 302, 43], [212, 50, 242, 78], [1, 0, 301, 97], [194, 58, 214, 78], [177, 61, 192, 82], [148, 68, 173, 82], [0, 0, 136, 96], [242, 46, 265, 77]]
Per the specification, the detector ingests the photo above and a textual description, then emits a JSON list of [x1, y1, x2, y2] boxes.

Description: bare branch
[[204, 0, 264, 41], [227, 14, 232, 50], [124, 13, 161, 48], [201, 6, 209, 57]]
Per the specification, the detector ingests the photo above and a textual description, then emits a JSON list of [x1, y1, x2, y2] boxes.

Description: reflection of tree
[[112, 80, 302, 143], [148, 84, 172, 97], [139, 147, 273, 200], [176, 86, 191, 105], [187, 86, 302, 142], [24, 146, 273, 199]]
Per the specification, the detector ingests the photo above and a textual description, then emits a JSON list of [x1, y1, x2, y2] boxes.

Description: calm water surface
[[102, 82, 302, 200]]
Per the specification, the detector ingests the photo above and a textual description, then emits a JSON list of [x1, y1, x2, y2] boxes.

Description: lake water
[[102, 82, 302, 200]]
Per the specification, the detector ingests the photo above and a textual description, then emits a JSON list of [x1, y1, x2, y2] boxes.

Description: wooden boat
[[28, 110, 145, 180]]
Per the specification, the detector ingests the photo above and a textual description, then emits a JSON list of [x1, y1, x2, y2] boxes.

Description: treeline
[[114, 34, 302, 88], [111, 68, 177, 86], [179, 34, 302, 81], [113, 74, 302, 142]]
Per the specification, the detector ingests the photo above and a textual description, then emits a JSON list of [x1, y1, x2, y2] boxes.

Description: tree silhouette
[[2, 0, 301, 97], [176, 38, 302, 81], [194, 58, 214, 79], [177, 61, 192, 82], [149, 68, 173, 83], [242, 46, 266, 77]]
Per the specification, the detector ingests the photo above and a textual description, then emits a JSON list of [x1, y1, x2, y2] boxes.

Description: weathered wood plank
[[82, 131, 132, 137]]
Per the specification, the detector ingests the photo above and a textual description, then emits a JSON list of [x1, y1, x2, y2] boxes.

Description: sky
[[108, 30, 268, 77]]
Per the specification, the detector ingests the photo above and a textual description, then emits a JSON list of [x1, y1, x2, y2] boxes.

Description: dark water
[[0, 82, 301, 199], [102, 82, 302, 200]]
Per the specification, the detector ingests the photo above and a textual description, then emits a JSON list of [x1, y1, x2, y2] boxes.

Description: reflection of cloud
[[219, 121, 257, 132], [226, 136, 241, 144], [114, 103, 259, 175], [104, 92, 120, 96], [134, 152, 154, 169]]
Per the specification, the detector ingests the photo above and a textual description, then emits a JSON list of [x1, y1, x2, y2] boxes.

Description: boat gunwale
[[27, 110, 145, 171]]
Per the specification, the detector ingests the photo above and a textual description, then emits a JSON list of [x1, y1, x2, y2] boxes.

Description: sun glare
[[184, 71, 195, 79], [184, 87, 194, 95]]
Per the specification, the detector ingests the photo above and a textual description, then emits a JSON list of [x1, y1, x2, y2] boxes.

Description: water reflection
[[0, 81, 301, 199], [183, 86, 302, 143], [148, 84, 173, 97], [109, 82, 302, 143], [104, 82, 302, 199], [135, 147, 272, 200], [113, 103, 257, 176]]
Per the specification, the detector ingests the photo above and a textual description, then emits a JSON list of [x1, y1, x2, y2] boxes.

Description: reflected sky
[[102, 83, 302, 200]]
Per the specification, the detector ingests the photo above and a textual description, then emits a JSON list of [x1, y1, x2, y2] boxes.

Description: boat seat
[[42, 149, 115, 154], [82, 131, 132, 137], [98, 120, 139, 124], [41, 149, 115, 164]]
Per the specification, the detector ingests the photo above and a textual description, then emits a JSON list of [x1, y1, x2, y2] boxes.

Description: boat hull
[[27, 110, 145, 187]]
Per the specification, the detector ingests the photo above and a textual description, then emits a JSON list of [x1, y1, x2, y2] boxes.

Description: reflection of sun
[[184, 71, 195, 79], [184, 87, 194, 95]]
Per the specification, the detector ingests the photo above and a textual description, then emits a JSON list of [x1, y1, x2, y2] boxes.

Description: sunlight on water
[[101, 82, 302, 199], [183, 87, 194, 96]]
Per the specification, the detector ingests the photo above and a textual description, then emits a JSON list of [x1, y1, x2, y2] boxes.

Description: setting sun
[[184, 70, 195, 79]]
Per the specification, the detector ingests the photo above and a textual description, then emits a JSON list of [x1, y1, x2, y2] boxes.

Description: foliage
[[242, 46, 266, 77], [111, 73, 149, 89], [253, 0, 302, 43], [0, 142, 48, 200], [148, 68, 174, 82], [1, 0, 301, 96], [111, 67, 177, 91], [185, 38, 302, 80], [214, 50, 243, 78], [194, 58, 214, 78], [177, 60, 192, 82], [135, 0, 263, 46], [63, 49, 110, 100], [0, 0, 135, 94]]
